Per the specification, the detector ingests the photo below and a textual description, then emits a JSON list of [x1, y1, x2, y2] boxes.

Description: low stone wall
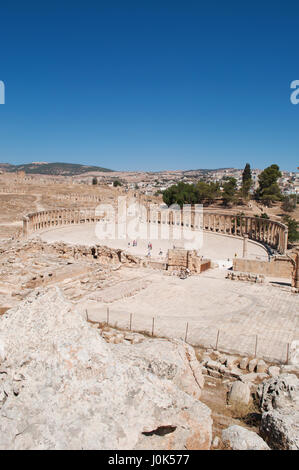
[[167, 248, 211, 274], [226, 271, 265, 283], [147, 260, 167, 270], [233, 256, 294, 280]]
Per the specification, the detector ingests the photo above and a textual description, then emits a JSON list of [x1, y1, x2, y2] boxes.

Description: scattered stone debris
[[226, 271, 265, 283]]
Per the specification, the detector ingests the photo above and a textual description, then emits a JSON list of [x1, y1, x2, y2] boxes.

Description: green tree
[[163, 182, 198, 207], [241, 163, 252, 198], [222, 177, 237, 206], [283, 215, 299, 242], [282, 195, 296, 213], [113, 180, 122, 187], [162, 181, 221, 207], [256, 164, 282, 206], [196, 181, 220, 205], [92, 177, 98, 185], [254, 213, 269, 219]]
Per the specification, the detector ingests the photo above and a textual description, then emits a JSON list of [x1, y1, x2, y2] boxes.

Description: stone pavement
[[38, 223, 268, 262], [81, 269, 299, 364]]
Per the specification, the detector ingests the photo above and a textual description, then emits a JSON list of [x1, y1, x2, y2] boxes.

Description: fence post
[[286, 343, 290, 365], [107, 307, 109, 326], [254, 335, 258, 358], [215, 329, 220, 350], [152, 317, 155, 337], [85, 309, 88, 322], [185, 322, 189, 343], [129, 313, 132, 331]]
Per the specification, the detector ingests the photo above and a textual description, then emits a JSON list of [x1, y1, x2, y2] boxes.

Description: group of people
[[127, 240, 164, 258], [147, 241, 152, 257], [128, 239, 138, 247]]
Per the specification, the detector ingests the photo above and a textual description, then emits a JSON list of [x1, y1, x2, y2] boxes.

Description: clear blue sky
[[0, 1, 299, 172]]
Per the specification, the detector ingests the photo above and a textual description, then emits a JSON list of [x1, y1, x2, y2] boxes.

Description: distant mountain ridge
[[0, 162, 114, 176]]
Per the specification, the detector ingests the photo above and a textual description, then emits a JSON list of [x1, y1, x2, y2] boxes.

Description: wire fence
[[86, 307, 291, 365]]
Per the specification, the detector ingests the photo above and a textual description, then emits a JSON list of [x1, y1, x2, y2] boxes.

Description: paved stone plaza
[[28, 222, 298, 364], [37, 222, 268, 262], [81, 267, 299, 364]]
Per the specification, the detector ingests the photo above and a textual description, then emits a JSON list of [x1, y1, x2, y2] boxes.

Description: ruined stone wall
[[233, 256, 294, 280], [167, 248, 210, 273]]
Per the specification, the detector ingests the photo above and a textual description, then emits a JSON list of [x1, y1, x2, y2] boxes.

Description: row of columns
[[22, 207, 288, 255], [144, 209, 288, 255], [23, 209, 105, 237]]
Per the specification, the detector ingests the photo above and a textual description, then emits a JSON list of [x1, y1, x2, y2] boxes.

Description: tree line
[[162, 163, 299, 243]]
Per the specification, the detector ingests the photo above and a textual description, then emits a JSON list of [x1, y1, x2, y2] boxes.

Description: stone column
[[294, 250, 299, 290], [283, 229, 288, 255], [243, 234, 248, 258], [22, 216, 29, 238]]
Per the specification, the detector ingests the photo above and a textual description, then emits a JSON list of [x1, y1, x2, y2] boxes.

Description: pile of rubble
[[89, 324, 145, 345], [199, 349, 276, 388], [226, 271, 265, 283]]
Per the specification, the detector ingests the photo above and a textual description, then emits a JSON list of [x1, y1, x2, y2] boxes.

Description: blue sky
[[0, 1, 299, 171]]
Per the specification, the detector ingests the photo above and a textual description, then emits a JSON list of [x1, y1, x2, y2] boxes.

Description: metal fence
[[86, 307, 291, 365]]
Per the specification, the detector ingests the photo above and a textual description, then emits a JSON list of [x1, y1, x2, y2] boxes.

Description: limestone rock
[[248, 358, 258, 372], [256, 359, 267, 373], [240, 372, 268, 384], [289, 340, 299, 368], [257, 374, 299, 412], [257, 374, 299, 450], [239, 357, 249, 370], [280, 364, 299, 376], [114, 338, 205, 400], [268, 366, 280, 378], [228, 381, 251, 406], [212, 436, 220, 448], [226, 356, 240, 369], [0, 287, 212, 450], [222, 425, 270, 450]]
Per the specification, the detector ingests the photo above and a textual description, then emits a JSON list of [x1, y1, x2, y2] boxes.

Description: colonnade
[[144, 208, 288, 254], [22, 208, 105, 237], [23, 207, 288, 254]]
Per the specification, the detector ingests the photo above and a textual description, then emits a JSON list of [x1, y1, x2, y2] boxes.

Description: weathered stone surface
[[239, 357, 249, 370], [289, 340, 299, 368], [256, 359, 267, 373], [208, 369, 222, 379], [226, 356, 240, 369], [240, 372, 268, 384], [261, 410, 299, 450], [114, 337, 205, 400], [222, 425, 270, 450], [280, 364, 299, 376], [212, 436, 220, 448], [206, 359, 220, 371], [257, 374, 299, 412], [248, 358, 258, 372], [257, 374, 299, 450], [218, 354, 227, 365], [268, 366, 280, 378], [0, 287, 212, 450], [228, 381, 251, 406]]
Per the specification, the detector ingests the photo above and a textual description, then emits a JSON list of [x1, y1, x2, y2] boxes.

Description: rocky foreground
[[0, 287, 211, 450], [0, 286, 298, 450]]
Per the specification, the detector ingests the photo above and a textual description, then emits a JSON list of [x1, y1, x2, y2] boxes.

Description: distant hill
[[0, 162, 113, 176]]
